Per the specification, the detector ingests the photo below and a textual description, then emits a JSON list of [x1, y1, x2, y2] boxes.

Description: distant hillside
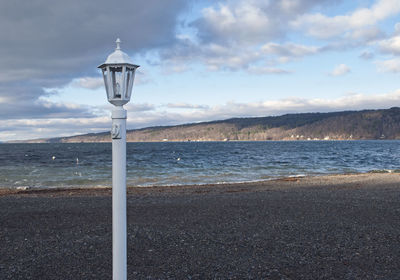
[[13, 107, 400, 143]]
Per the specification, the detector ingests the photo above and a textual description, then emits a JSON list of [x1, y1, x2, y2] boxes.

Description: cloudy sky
[[1, 0, 400, 141]]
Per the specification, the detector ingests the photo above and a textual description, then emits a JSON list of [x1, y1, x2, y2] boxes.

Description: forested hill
[[15, 107, 400, 143]]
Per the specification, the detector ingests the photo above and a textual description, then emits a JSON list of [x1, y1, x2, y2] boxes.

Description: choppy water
[[1, 141, 399, 189]]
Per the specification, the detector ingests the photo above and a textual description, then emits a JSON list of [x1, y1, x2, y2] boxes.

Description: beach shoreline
[[1, 172, 399, 197], [1, 172, 400, 279]]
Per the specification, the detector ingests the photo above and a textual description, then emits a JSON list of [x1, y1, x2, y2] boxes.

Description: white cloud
[[348, 26, 384, 42], [279, 0, 301, 13], [166, 103, 209, 109], [0, 116, 110, 141], [162, 38, 322, 74], [379, 35, 400, 55], [376, 58, 400, 72], [161, 40, 263, 72], [198, 2, 275, 45], [395, 22, 400, 34], [175, 89, 400, 121], [168, 65, 191, 74], [125, 90, 400, 128], [162, 0, 396, 75], [262, 43, 320, 57], [125, 103, 156, 112], [134, 70, 152, 85], [247, 66, 291, 75], [291, 13, 348, 38], [194, 0, 336, 45], [71, 70, 150, 90], [4, 89, 400, 141], [72, 77, 104, 90], [151, 89, 400, 124], [291, 0, 400, 39], [330, 64, 351, 76], [0, 96, 11, 104], [162, 0, 335, 74]]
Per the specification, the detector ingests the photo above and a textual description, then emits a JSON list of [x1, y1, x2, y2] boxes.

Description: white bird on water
[[52, 156, 56, 160]]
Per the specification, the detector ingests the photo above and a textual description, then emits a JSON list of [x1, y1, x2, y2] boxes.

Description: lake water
[[1, 141, 399, 189]]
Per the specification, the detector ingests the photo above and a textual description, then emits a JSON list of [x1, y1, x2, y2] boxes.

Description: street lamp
[[98, 38, 139, 280]]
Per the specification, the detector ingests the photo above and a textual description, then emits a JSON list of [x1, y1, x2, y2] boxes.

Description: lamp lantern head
[[98, 38, 139, 106]]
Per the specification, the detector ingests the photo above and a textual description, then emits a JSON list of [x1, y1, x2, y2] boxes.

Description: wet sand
[[1, 173, 400, 279]]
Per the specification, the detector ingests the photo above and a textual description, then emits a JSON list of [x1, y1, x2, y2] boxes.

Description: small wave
[[367, 169, 395, 173], [288, 174, 306, 178], [3, 141, 400, 190]]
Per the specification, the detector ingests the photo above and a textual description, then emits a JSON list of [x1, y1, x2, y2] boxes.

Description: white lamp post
[[98, 38, 139, 280]]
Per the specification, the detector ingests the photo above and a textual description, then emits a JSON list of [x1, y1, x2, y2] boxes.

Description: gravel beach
[[1, 173, 400, 279]]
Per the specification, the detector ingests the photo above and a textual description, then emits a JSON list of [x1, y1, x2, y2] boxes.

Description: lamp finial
[[116, 38, 121, 50]]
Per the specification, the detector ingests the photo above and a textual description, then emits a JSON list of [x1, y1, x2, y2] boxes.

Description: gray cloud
[[0, 0, 187, 78], [0, 0, 188, 120], [360, 51, 374, 60], [0, 81, 98, 119]]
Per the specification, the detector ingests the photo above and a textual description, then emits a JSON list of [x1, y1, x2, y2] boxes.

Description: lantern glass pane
[[127, 68, 135, 99], [125, 70, 131, 99], [111, 66, 123, 99], [101, 68, 109, 99], [106, 66, 113, 100]]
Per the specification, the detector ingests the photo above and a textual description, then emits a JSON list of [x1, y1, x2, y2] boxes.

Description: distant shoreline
[[5, 107, 400, 143], [4, 138, 399, 144]]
